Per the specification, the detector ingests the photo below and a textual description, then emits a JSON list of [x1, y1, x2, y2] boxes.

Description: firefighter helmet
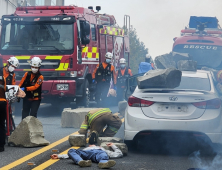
[[119, 58, 126, 64], [105, 52, 113, 59], [146, 54, 151, 59], [30, 57, 42, 67], [217, 70, 222, 83], [7, 57, 19, 68]]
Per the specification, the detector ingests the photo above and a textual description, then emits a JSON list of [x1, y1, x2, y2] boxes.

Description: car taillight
[[192, 101, 207, 109], [192, 98, 221, 109], [128, 96, 154, 107], [206, 98, 221, 109]]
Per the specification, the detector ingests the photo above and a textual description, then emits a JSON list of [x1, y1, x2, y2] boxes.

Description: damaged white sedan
[[124, 70, 222, 145]]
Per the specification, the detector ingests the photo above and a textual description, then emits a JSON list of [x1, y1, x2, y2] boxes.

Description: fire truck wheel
[[76, 80, 90, 107]]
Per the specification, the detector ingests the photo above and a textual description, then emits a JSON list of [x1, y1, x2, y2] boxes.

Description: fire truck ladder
[[124, 15, 130, 35]]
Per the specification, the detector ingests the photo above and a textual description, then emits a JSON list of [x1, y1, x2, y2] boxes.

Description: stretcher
[[5, 85, 25, 144]]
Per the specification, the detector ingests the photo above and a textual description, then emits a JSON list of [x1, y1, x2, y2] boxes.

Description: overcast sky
[[65, 0, 222, 58]]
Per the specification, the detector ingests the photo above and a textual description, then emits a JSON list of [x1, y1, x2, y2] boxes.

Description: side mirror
[[82, 36, 90, 45], [83, 22, 90, 35], [78, 50, 82, 64], [80, 21, 90, 45]]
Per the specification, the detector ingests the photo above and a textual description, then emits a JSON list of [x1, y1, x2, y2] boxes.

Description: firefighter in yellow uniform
[[78, 108, 122, 144]]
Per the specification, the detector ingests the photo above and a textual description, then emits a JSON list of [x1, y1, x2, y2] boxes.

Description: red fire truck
[[0, 6, 130, 108]]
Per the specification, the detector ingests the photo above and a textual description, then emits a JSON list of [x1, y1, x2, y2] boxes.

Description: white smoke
[[189, 151, 222, 170]]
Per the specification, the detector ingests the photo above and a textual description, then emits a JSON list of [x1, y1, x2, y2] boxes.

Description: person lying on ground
[[50, 143, 123, 169]]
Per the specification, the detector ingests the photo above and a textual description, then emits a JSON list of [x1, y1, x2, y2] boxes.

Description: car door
[[125, 73, 144, 100]]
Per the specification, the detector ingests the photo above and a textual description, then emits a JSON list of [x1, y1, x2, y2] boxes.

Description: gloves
[[113, 85, 117, 91], [20, 87, 25, 91], [92, 79, 96, 83]]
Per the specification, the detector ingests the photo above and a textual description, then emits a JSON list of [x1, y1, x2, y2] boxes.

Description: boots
[[78, 160, 92, 167], [0, 146, 4, 152], [98, 160, 116, 169]]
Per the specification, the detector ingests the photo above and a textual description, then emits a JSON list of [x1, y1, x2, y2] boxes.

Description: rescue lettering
[[184, 45, 218, 50]]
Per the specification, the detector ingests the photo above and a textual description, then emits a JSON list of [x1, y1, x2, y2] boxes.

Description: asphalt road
[[1, 103, 222, 170]]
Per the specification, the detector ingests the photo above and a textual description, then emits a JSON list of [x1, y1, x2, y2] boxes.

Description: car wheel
[[124, 140, 137, 151]]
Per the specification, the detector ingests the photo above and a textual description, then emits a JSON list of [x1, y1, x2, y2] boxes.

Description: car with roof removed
[[124, 70, 222, 146]]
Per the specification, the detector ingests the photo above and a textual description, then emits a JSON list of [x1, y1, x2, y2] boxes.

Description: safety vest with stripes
[[79, 108, 111, 134]]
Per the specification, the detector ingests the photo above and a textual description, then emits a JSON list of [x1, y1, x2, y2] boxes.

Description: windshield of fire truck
[[173, 44, 222, 69], [0, 21, 74, 55]]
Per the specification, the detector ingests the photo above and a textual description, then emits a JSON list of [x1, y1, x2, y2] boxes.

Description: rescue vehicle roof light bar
[[16, 6, 75, 11]]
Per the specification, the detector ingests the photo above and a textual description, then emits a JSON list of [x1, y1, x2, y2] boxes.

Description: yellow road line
[[32, 147, 80, 170], [1, 132, 78, 170], [31, 118, 125, 170], [2, 117, 125, 170]]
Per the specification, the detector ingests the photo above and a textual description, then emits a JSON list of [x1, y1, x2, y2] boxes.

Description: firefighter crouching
[[92, 52, 116, 106], [0, 68, 8, 152], [116, 58, 132, 101], [78, 108, 122, 144], [19, 57, 44, 119]]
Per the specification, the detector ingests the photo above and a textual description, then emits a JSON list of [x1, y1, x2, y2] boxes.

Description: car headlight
[[57, 84, 69, 90]]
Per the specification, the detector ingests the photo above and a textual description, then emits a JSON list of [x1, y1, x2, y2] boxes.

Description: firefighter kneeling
[[78, 108, 122, 144]]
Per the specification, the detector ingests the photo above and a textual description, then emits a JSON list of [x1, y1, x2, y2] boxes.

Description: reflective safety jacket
[[92, 62, 116, 84], [116, 67, 132, 88], [3, 67, 16, 85], [79, 108, 112, 134], [19, 71, 44, 100]]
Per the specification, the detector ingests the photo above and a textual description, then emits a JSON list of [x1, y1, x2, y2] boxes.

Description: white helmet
[[30, 57, 42, 67], [7, 57, 19, 68], [146, 54, 151, 59], [119, 58, 126, 64], [105, 52, 113, 59]]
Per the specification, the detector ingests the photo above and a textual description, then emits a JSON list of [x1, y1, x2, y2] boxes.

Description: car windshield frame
[[0, 16, 75, 55], [173, 44, 222, 69]]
